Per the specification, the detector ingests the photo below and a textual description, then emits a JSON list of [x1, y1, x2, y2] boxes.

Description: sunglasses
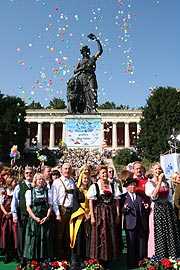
[[25, 172, 33, 175]]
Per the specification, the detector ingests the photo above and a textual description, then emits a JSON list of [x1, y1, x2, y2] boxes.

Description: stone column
[[124, 122, 130, 148], [49, 122, 55, 149], [112, 122, 117, 149], [37, 122, 43, 148], [62, 122, 66, 142], [101, 123, 104, 143]]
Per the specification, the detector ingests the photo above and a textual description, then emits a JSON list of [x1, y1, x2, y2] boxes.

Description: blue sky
[[0, 0, 180, 108]]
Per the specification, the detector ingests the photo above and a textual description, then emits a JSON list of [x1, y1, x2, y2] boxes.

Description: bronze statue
[[67, 33, 103, 114]]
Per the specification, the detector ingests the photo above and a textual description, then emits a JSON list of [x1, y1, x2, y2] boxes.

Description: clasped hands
[[34, 216, 49, 224], [5, 211, 12, 219]]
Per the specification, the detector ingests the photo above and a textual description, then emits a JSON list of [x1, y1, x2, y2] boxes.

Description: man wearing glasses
[[11, 166, 34, 267], [133, 161, 148, 199], [108, 167, 115, 183]]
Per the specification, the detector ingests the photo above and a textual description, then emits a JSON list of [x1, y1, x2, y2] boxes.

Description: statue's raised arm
[[87, 33, 103, 59]]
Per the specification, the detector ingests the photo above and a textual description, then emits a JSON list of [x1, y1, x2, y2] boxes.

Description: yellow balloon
[[50, 47, 54, 53]]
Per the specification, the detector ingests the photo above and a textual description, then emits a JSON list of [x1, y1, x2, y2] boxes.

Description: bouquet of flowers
[[82, 259, 104, 270], [139, 257, 159, 270], [139, 257, 180, 270], [51, 260, 70, 270]]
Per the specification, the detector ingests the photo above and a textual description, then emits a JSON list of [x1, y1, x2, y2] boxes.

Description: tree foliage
[[113, 148, 140, 167], [98, 101, 129, 110], [98, 101, 116, 109], [116, 104, 129, 109], [0, 93, 28, 162], [23, 148, 57, 167], [26, 101, 44, 109], [137, 86, 180, 161], [47, 98, 67, 109]]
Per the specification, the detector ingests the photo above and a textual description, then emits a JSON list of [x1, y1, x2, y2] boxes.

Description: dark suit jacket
[[121, 192, 148, 230]]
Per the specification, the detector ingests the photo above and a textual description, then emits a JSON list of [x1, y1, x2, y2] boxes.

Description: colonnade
[[25, 109, 142, 150]]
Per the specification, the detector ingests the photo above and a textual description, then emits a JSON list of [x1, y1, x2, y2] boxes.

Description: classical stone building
[[25, 109, 142, 150]]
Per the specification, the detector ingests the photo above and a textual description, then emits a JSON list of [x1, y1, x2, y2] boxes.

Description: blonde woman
[[145, 162, 180, 258], [170, 172, 180, 193], [70, 171, 91, 262], [23, 173, 53, 261]]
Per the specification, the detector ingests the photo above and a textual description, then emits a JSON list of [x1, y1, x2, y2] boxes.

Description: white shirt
[[25, 188, 52, 206], [52, 175, 75, 215], [0, 188, 14, 204], [145, 179, 173, 202], [128, 192, 136, 202], [87, 180, 121, 200]]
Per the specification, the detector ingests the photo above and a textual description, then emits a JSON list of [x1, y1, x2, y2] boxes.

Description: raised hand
[[87, 33, 97, 40]]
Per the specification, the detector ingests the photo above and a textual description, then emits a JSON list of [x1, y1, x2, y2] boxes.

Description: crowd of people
[[58, 148, 110, 173], [0, 157, 180, 270]]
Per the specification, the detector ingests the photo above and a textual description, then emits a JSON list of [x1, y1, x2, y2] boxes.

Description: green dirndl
[[23, 187, 53, 260]]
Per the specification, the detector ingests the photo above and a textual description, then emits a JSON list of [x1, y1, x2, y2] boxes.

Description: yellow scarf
[[69, 171, 90, 248]]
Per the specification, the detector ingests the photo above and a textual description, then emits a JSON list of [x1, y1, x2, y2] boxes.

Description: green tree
[[98, 101, 129, 110], [137, 86, 180, 161], [116, 104, 129, 109], [26, 101, 43, 109], [40, 148, 57, 167], [113, 148, 140, 168], [47, 98, 67, 109], [98, 101, 117, 109], [0, 93, 28, 162], [22, 148, 57, 167]]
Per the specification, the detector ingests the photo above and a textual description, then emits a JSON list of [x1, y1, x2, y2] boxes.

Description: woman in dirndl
[[87, 165, 121, 269], [145, 162, 180, 258], [0, 176, 18, 263], [69, 170, 91, 264], [23, 173, 53, 261]]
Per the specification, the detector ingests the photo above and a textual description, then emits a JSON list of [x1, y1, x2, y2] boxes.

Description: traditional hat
[[123, 177, 138, 187]]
